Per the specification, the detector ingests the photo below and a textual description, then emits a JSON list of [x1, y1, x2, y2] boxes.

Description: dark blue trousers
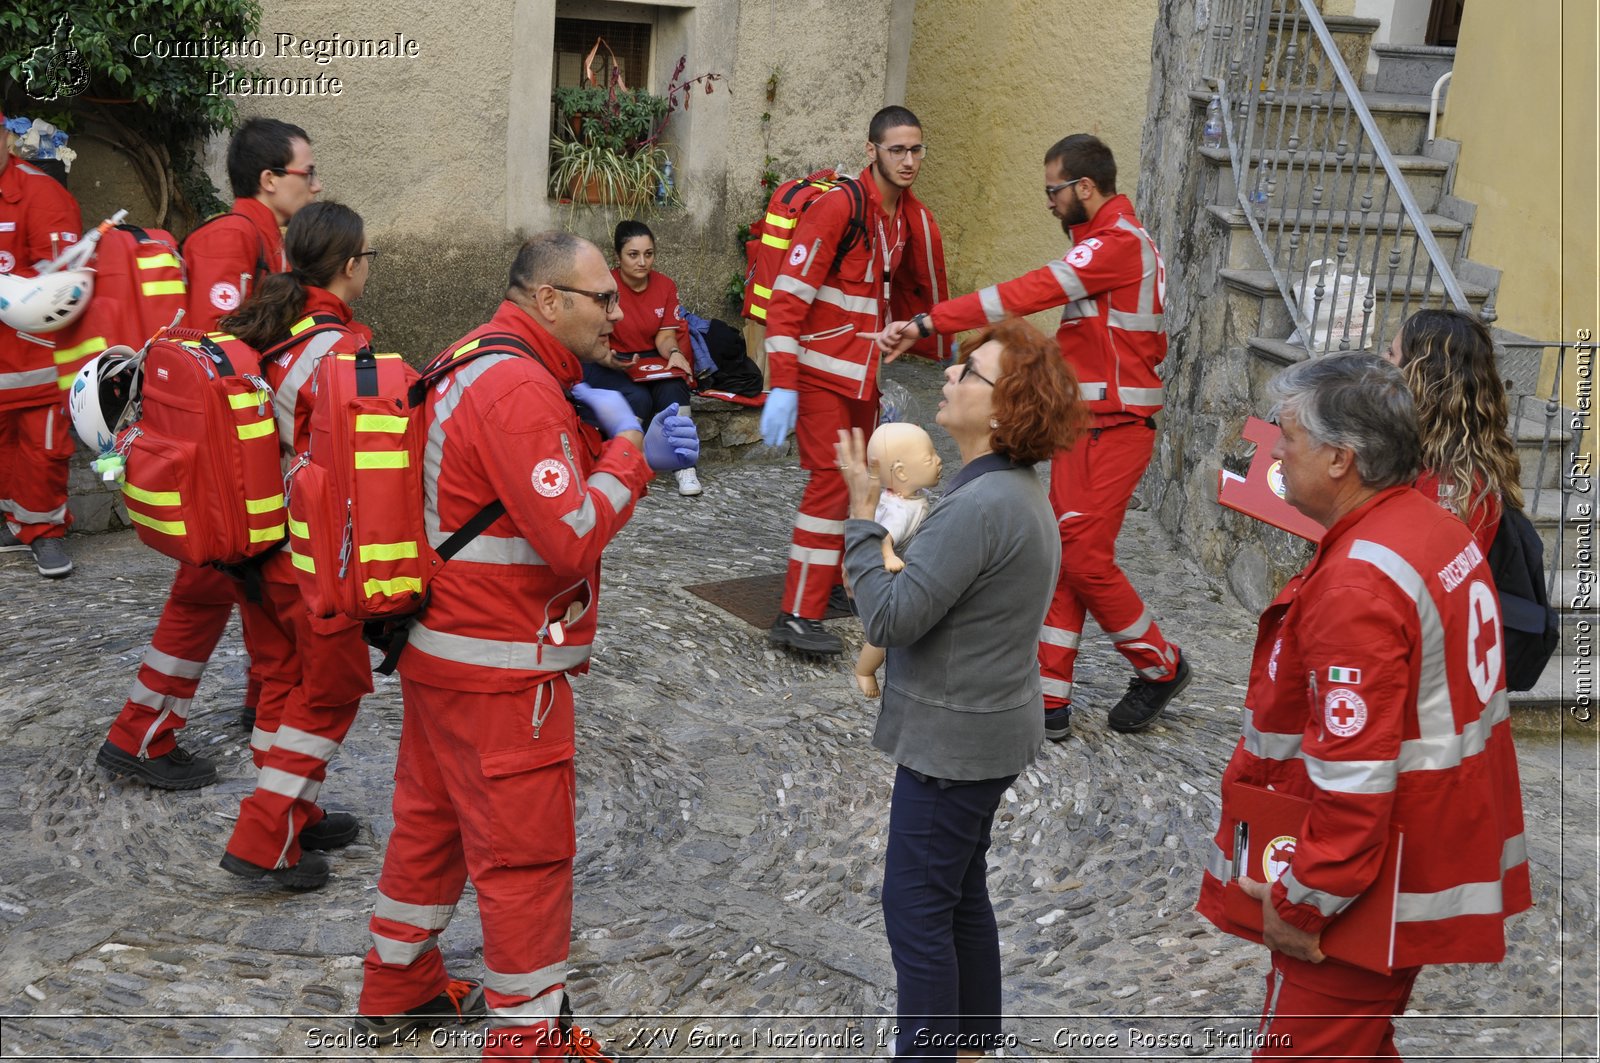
[[581, 362, 692, 426], [882, 765, 1017, 1060]]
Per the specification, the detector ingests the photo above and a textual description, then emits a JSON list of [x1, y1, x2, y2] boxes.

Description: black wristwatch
[[914, 313, 932, 338]]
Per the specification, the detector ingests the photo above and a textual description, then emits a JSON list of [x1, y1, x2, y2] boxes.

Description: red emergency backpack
[[90, 224, 187, 345], [114, 329, 287, 566], [742, 169, 868, 322]]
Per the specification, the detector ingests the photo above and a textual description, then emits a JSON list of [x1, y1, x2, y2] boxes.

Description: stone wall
[[1136, 0, 1314, 614]]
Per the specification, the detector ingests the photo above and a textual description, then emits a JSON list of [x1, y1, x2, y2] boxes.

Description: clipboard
[[1217, 417, 1327, 542], [1217, 781, 1402, 974]]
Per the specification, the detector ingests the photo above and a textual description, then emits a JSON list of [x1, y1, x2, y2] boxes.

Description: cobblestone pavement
[[1, 358, 1595, 1062]]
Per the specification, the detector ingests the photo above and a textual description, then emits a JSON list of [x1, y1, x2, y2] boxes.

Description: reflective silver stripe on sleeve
[[797, 346, 869, 382], [407, 621, 592, 672], [256, 766, 323, 804], [1118, 386, 1164, 407], [765, 335, 801, 356], [270, 725, 343, 762], [560, 496, 598, 537], [1204, 837, 1233, 882], [588, 471, 633, 515], [1105, 609, 1153, 642], [789, 544, 841, 566], [1048, 259, 1089, 300], [1061, 299, 1100, 320], [271, 331, 341, 445], [1302, 753, 1397, 794], [1347, 539, 1455, 742], [482, 961, 568, 999], [1079, 381, 1108, 401], [1397, 690, 1509, 772], [143, 647, 207, 680], [773, 273, 819, 304], [1039, 626, 1080, 649], [794, 513, 845, 536], [1108, 309, 1165, 332], [978, 286, 1006, 323], [423, 352, 517, 557], [1241, 707, 1304, 762], [816, 285, 878, 315], [372, 931, 440, 966], [1117, 216, 1164, 317], [1280, 866, 1355, 917], [428, 531, 547, 566], [0, 367, 59, 389], [374, 892, 457, 931], [1396, 879, 1505, 923]]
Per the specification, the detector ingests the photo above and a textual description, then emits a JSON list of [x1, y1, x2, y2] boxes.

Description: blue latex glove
[[760, 387, 798, 447], [570, 381, 642, 437], [644, 403, 699, 471]]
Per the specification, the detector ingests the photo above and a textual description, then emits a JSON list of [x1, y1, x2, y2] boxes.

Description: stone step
[[1507, 643, 1594, 712], [1206, 203, 1465, 273], [1254, 12, 1385, 87], [1509, 411, 1575, 492], [1198, 144, 1450, 214], [1372, 43, 1456, 96], [1193, 88, 1437, 156], [1222, 267, 1491, 353]]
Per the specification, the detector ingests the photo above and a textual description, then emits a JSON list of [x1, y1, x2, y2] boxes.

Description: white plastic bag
[[1290, 258, 1370, 353]]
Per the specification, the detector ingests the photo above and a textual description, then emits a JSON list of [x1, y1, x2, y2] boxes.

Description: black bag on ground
[[699, 318, 764, 397], [1487, 504, 1560, 691]]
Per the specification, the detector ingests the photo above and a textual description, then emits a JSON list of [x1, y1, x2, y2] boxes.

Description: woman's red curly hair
[[966, 318, 1089, 464]]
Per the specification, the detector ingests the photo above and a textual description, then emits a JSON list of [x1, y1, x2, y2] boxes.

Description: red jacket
[[763, 169, 948, 398], [931, 193, 1166, 421], [182, 197, 285, 333], [0, 155, 82, 410], [264, 287, 373, 456], [1198, 487, 1532, 969], [398, 301, 653, 693]]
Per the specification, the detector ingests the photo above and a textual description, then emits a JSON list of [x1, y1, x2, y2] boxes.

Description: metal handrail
[[1204, 0, 1474, 357]]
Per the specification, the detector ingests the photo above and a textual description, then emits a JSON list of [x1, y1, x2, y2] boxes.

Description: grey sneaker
[[29, 536, 73, 578], [0, 524, 28, 552]]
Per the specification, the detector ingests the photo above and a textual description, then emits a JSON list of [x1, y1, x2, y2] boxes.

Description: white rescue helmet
[[0, 268, 95, 333], [69, 345, 140, 453]]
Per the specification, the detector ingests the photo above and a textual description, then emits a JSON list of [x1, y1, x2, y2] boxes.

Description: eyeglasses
[[959, 360, 995, 387], [550, 284, 620, 313], [355, 250, 378, 264], [272, 166, 318, 181], [1045, 175, 1086, 198], [874, 143, 927, 160]]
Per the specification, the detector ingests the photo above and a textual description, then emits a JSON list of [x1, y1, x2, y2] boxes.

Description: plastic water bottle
[[657, 157, 675, 205], [1202, 95, 1223, 150]]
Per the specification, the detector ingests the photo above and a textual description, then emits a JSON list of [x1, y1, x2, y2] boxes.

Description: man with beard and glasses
[[876, 134, 1187, 740], [758, 104, 949, 658]]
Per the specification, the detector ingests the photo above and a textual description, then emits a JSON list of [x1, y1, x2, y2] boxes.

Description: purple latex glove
[[570, 381, 642, 437], [644, 404, 699, 471]]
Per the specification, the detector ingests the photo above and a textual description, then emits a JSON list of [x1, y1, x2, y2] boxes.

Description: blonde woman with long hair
[[1384, 308, 1522, 553]]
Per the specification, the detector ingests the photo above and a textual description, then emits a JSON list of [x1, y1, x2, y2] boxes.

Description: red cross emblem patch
[[532, 458, 570, 498], [1324, 687, 1367, 738]]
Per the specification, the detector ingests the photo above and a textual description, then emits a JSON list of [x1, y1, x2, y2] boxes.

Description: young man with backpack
[[757, 105, 949, 657], [0, 107, 83, 580], [356, 232, 695, 1053], [96, 117, 321, 790]]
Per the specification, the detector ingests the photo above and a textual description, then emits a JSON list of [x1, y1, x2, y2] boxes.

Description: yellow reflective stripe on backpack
[[137, 253, 181, 270], [291, 551, 316, 573], [124, 483, 181, 507], [764, 212, 798, 230], [354, 414, 408, 434], [141, 280, 186, 296], [288, 315, 320, 335], [750, 304, 767, 320], [287, 516, 310, 539], [760, 233, 792, 250], [364, 576, 423, 597], [245, 494, 283, 514], [129, 510, 186, 536], [354, 451, 409, 469], [249, 523, 286, 543], [359, 541, 419, 562], [228, 390, 271, 409], [236, 419, 276, 440], [54, 336, 107, 364]]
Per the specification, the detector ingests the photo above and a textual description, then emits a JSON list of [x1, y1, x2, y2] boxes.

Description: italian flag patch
[[1328, 666, 1362, 684]]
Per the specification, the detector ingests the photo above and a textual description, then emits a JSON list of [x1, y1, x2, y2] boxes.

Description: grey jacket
[[844, 456, 1059, 781]]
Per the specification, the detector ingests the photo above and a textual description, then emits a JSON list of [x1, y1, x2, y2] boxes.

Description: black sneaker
[[0, 524, 27, 552], [1107, 651, 1192, 733], [560, 994, 634, 1062], [28, 536, 72, 578], [1044, 705, 1073, 742], [299, 812, 360, 851], [96, 739, 218, 790], [219, 850, 331, 890], [358, 978, 486, 1041], [769, 613, 843, 655], [240, 705, 257, 731]]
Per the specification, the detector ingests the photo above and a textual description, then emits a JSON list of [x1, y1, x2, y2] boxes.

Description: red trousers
[[782, 387, 878, 619], [0, 400, 73, 542], [361, 675, 577, 1058], [1039, 419, 1177, 709], [225, 573, 371, 868], [105, 562, 260, 759], [1255, 954, 1421, 1059]]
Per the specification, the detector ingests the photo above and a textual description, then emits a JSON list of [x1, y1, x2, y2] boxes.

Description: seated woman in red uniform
[[1383, 308, 1522, 554], [583, 220, 703, 496]]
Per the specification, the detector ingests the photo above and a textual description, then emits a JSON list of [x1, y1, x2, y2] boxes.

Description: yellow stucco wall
[[903, 0, 1159, 304], [1445, 0, 1597, 352]]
